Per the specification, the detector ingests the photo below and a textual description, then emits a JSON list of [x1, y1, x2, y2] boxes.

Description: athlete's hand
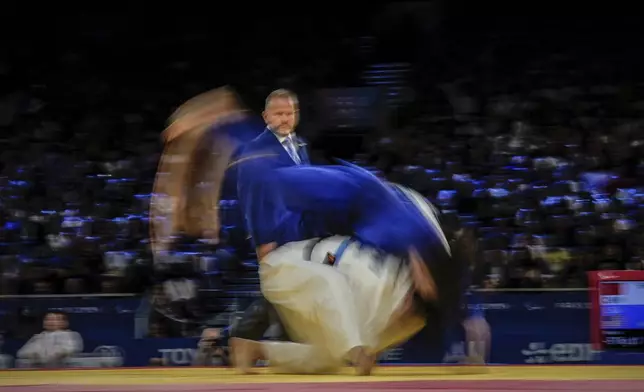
[[256, 243, 277, 261]]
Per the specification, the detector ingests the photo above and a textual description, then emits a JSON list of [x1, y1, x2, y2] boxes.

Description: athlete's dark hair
[[415, 227, 475, 347]]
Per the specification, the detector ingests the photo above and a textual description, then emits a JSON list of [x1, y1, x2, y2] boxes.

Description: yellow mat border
[[1, 366, 644, 385]]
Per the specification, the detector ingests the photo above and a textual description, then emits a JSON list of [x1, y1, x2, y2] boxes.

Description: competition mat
[[1, 366, 644, 392]]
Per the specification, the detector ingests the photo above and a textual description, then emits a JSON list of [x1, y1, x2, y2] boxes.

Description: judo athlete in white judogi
[[231, 163, 465, 375]]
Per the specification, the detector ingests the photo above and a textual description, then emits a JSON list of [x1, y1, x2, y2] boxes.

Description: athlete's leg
[[317, 242, 428, 355], [233, 239, 371, 374]]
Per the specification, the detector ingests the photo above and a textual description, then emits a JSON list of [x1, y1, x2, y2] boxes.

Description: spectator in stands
[[2, 11, 644, 299], [16, 312, 83, 368]]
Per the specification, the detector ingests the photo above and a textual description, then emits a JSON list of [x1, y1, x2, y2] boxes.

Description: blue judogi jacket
[[259, 163, 446, 259]]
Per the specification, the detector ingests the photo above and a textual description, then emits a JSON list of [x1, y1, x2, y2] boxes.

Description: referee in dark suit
[[231, 89, 311, 342]]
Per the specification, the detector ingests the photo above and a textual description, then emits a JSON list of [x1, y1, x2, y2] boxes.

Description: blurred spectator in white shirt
[[0, 334, 12, 369], [17, 312, 83, 368]]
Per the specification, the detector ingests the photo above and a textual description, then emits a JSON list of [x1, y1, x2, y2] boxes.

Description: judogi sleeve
[[265, 165, 366, 214], [265, 164, 432, 256], [235, 149, 280, 245]]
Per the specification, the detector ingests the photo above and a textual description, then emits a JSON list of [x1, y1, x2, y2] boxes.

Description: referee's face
[[264, 97, 297, 136]]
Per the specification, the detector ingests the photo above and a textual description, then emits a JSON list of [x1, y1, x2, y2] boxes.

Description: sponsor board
[[158, 348, 197, 366], [521, 342, 598, 364], [1, 291, 644, 366]]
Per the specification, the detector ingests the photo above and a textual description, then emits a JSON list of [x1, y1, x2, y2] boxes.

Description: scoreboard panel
[[589, 271, 644, 350]]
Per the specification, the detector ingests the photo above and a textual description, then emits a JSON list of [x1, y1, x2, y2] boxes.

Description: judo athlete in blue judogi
[[230, 162, 469, 375], [151, 88, 484, 375]]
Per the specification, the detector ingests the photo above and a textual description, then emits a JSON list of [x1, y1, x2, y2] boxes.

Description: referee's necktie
[[283, 137, 301, 165]]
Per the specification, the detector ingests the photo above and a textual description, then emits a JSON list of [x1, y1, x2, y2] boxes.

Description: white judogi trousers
[[259, 236, 426, 373]]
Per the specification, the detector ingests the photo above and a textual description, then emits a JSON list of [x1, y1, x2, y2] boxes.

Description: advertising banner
[[2, 291, 644, 366]]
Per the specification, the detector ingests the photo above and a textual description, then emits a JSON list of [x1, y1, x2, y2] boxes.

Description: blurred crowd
[[369, 28, 644, 289], [0, 9, 367, 299], [1, 10, 644, 307]]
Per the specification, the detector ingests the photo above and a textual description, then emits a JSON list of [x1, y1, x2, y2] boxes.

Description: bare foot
[[462, 354, 486, 365], [348, 346, 375, 376], [230, 337, 264, 374]]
